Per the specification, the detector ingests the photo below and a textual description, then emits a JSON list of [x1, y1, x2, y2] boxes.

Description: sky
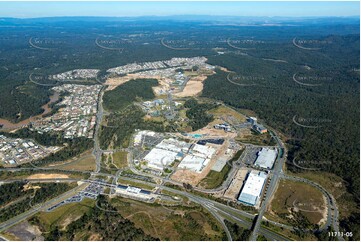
[[0, 1, 359, 18]]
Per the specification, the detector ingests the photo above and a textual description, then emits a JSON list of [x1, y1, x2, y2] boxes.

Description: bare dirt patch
[[27, 173, 69, 179], [5, 221, 44, 241], [174, 75, 208, 97], [223, 168, 248, 200]]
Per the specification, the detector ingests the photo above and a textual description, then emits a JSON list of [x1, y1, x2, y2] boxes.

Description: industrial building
[[143, 138, 190, 170], [115, 185, 154, 202], [191, 144, 216, 158], [156, 138, 191, 153], [254, 148, 278, 169], [247, 116, 267, 133], [238, 170, 267, 206], [144, 148, 179, 170], [214, 123, 231, 132], [253, 123, 268, 134], [178, 155, 210, 173]]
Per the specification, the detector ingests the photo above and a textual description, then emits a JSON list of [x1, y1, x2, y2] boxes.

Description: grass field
[[112, 151, 128, 169], [198, 149, 244, 189], [287, 170, 359, 219], [44, 150, 96, 171], [31, 198, 95, 231], [117, 178, 155, 191], [110, 197, 225, 241], [209, 105, 247, 122], [198, 163, 231, 189], [266, 179, 326, 228], [236, 130, 276, 146]]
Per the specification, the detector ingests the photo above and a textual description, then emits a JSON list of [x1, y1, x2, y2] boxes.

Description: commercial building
[[143, 137, 192, 170], [214, 123, 231, 132], [253, 123, 268, 134], [144, 148, 179, 170], [191, 144, 216, 158], [115, 185, 154, 202], [178, 155, 210, 173], [238, 171, 267, 206], [254, 148, 278, 169]]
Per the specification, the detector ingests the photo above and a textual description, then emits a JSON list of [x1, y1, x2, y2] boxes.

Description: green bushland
[[44, 195, 157, 241], [183, 98, 218, 131], [99, 105, 167, 149], [0, 181, 32, 206], [225, 220, 252, 241], [103, 78, 158, 112], [0, 183, 75, 223]]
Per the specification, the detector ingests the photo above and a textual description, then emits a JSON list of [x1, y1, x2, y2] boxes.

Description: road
[[118, 176, 292, 241], [0, 91, 342, 241], [0, 184, 87, 232], [249, 129, 287, 241], [93, 86, 106, 173]]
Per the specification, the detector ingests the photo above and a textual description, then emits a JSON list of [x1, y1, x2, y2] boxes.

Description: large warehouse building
[[144, 148, 179, 170], [254, 148, 278, 169], [143, 138, 191, 170], [178, 155, 210, 173], [238, 171, 267, 206]]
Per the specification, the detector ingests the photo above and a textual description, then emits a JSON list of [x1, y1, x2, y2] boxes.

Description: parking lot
[[242, 146, 262, 165]]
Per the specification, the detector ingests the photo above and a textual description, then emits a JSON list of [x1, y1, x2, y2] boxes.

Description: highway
[[118, 176, 292, 241], [93, 86, 106, 173], [1, 170, 337, 241], [0, 184, 87, 233]]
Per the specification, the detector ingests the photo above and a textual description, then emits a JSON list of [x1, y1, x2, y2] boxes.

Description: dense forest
[[99, 105, 166, 149], [184, 99, 218, 131], [0, 181, 32, 206], [225, 220, 251, 241], [202, 34, 360, 238], [0, 183, 74, 223], [103, 78, 159, 112]]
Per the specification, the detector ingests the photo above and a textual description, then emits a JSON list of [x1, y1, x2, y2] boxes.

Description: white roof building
[[192, 144, 216, 158], [156, 138, 190, 153], [144, 148, 178, 170], [178, 155, 210, 173], [238, 171, 267, 206], [254, 148, 278, 169]]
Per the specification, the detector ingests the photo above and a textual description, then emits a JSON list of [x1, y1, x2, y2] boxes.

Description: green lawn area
[[117, 178, 155, 191], [31, 198, 95, 231], [112, 151, 128, 169]]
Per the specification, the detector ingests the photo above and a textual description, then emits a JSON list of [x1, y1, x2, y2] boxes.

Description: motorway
[[93, 86, 106, 173], [0, 184, 87, 233], [0, 165, 340, 241]]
